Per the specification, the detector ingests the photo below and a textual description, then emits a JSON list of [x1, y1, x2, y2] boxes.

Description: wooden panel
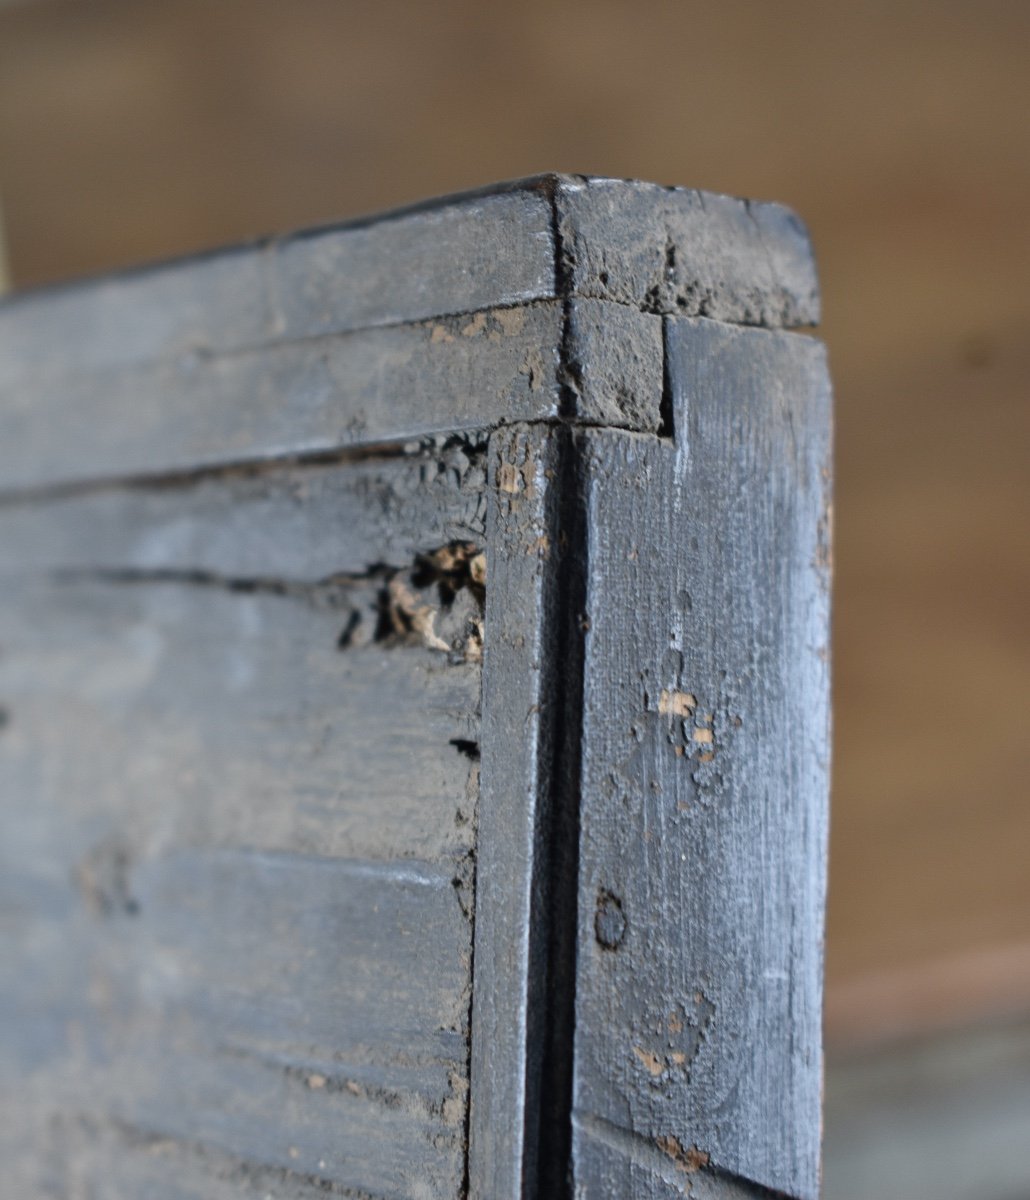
[[0, 175, 817, 493], [0, 300, 563, 491], [2, 834, 471, 1195], [0, 576, 481, 864], [0, 445, 485, 1199], [0, 1107, 386, 1200], [569, 318, 831, 1198], [0, 176, 829, 1199], [0, 185, 556, 377], [0, 443, 487, 577]]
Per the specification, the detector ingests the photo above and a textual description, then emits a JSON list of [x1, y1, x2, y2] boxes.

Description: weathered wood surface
[[0, 443, 487, 577], [0, 448, 485, 1199], [0, 185, 557, 372], [0, 176, 814, 395], [570, 320, 831, 1199], [0, 300, 564, 491], [469, 424, 564, 1200], [0, 176, 830, 1200], [0, 174, 815, 492], [554, 178, 819, 327]]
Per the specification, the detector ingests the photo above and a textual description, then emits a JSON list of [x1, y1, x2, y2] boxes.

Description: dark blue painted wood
[[0, 176, 829, 1199]]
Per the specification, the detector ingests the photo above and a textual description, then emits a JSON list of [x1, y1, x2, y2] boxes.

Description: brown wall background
[[1, 0, 1027, 1051]]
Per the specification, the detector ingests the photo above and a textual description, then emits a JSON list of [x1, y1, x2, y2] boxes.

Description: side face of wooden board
[[468, 423, 566, 1200], [0, 441, 489, 579], [569, 319, 831, 1199], [0, 443, 487, 1199], [0, 301, 565, 490]]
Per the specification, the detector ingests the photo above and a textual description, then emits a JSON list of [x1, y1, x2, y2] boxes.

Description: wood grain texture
[[0, 176, 829, 1199], [554, 176, 820, 328], [0, 300, 564, 491], [0, 185, 556, 377], [468, 423, 563, 1200], [0, 440, 488, 578], [0, 444, 485, 1199], [0, 175, 816, 492], [569, 318, 831, 1199]]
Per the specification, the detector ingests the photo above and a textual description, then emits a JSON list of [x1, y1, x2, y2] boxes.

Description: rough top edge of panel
[[552, 174, 820, 328], [0, 173, 818, 334], [0, 175, 820, 493]]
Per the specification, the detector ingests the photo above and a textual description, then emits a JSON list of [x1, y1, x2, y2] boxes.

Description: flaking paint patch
[[633, 1046, 666, 1077], [659, 689, 697, 717], [630, 990, 715, 1091], [386, 577, 451, 651], [493, 306, 527, 336], [518, 346, 547, 390], [498, 463, 522, 494], [460, 312, 487, 338], [494, 438, 538, 513], [656, 1134, 710, 1174]]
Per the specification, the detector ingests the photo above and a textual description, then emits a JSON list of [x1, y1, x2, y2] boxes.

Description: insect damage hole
[[449, 738, 480, 760], [595, 889, 627, 950]]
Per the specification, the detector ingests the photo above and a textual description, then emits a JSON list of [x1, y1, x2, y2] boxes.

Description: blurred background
[[0, 1, 1026, 1194]]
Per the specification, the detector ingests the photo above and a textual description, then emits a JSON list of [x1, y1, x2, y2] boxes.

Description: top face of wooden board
[[0, 175, 818, 492]]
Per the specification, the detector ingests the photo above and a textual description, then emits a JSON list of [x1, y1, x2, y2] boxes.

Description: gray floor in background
[[824, 1019, 1030, 1200]]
